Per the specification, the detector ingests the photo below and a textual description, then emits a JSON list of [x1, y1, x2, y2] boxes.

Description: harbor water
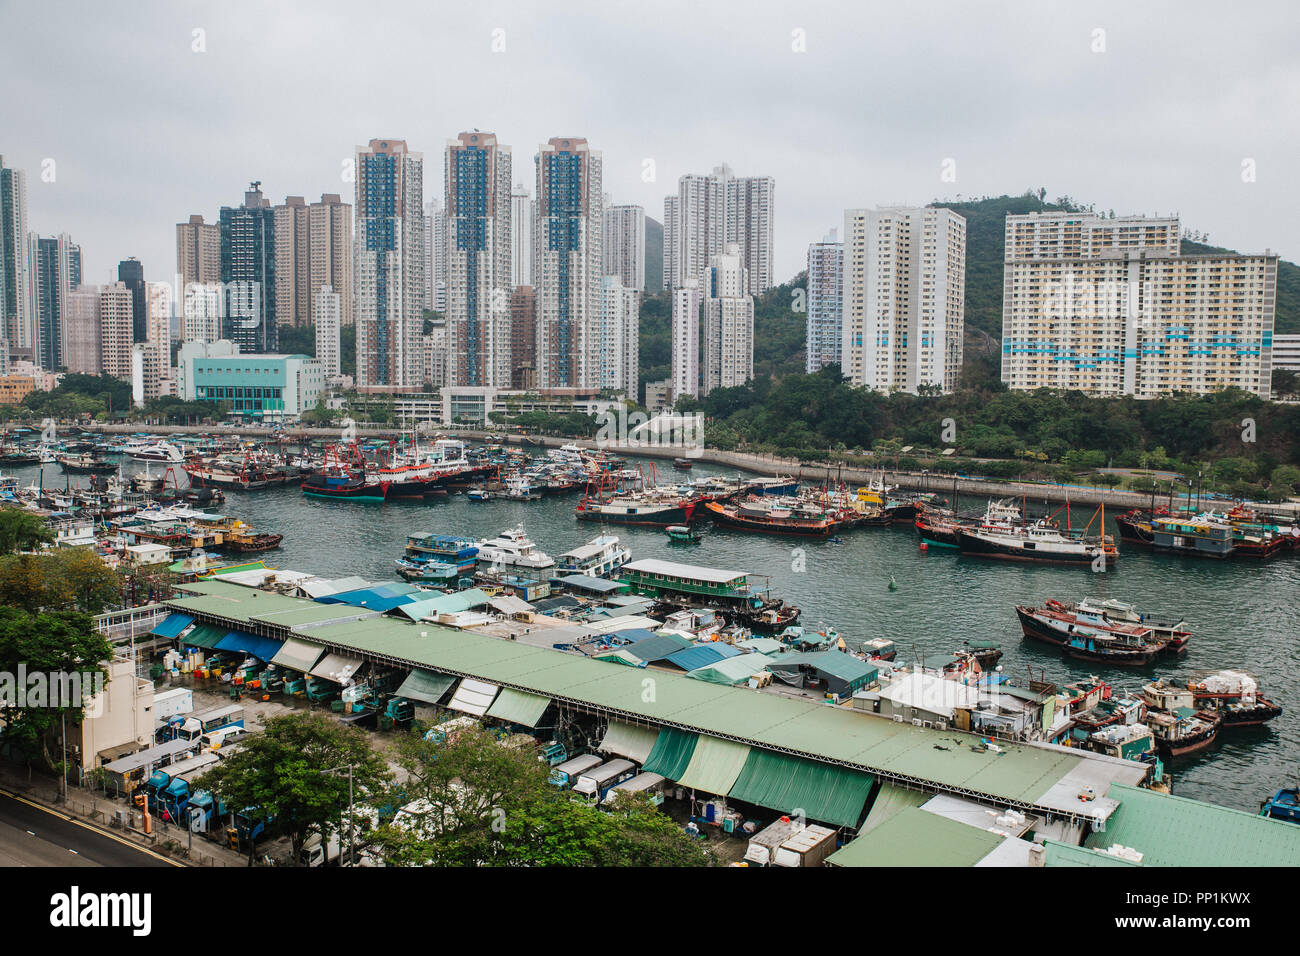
[[25, 456, 1300, 813]]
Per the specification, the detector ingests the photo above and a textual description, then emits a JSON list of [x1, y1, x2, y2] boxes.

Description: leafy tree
[[0, 548, 123, 615], [194, 712, 390, 865], [0, 606, 113, 769], [0, 507, 54, 554]]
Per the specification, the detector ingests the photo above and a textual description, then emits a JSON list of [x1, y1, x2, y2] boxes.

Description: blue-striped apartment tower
[[354, 139, 425, 390], [445, 131, 512, 388], [535, 137, 602, 388]]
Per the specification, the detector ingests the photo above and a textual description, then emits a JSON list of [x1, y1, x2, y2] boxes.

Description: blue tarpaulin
[[665, 643, 743, 671], [316, 582, 422, 612], [215, 630, 285, 662], [150, 613, 195, 639]]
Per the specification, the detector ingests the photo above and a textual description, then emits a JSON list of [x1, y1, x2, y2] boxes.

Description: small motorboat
[[467, 487, 493, 502], [672, 458, 694, 470], [666, 524, 700, 543], [1260, 786, 1300, 824]]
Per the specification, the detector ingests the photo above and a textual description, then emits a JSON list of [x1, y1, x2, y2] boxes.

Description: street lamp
[[323, 763, 355, 867]]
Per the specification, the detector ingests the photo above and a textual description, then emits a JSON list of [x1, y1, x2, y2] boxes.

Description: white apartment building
[[841, 206, 966, 394], [511, 186, 534, 289], [315, 285, 341, 378], [702, 244, 754, 395], [670, 280, 701, 401], [598, 275, 639, 398], [534, 137, 603, 389], [182, 282, 223, 343], [806, 231, 843, 373], [354, 138, 425, 390], [665, 164, 774, 295], [603, 204, 645, 292], [1001, 211, 1276, 399], [1272, 333, 1300, 372], [99, 281, 135, 380], [445, 132, 513, 388], [63, 286, 102, 375], [424, 199, 446, 313]]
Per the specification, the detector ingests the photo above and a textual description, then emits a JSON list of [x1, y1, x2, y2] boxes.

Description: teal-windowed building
[[177, 340, 324, 420]]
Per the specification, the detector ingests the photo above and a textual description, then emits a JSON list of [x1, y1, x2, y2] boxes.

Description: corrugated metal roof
[[617, 633, 694, 663], [665, 643, 743, 672], [827, 808, 1005, 867], [766, 651, 878, 684], [1044, 841, 1140, 867], [687, 654, 775, 686], [486, 687, 551, 727], [150, 613, 194, 639], [162, 581, 1150, 822], [317, 583, 422, 612], [676, 735, 750, 795], [621, 558, 748, 584], [1086, 784, 1300, 867], [395, 589, 492, 620], [181, 622, 226, 649], [553, 574, 623, 594]]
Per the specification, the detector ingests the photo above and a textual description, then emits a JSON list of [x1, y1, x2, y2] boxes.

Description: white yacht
[[557, 534, 631, 577], [476, 527, 555, 571], [130, 440, 186, 463]]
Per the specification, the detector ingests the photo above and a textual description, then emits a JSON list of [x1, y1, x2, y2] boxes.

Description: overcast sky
[[3, 0, 1296, 287]]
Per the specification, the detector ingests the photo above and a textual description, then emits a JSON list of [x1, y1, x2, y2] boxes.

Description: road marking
[[0, 788, 184, 867]]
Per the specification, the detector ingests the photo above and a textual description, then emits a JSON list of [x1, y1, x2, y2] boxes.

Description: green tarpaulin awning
[[599, 721, 659, 764], [269, 637, 325, 674], [729, 749, 876, 829], [486, 687, 552, 728], [676, 735, 751, 796], [860, 782, 930, 834], [183, 623, 226, 649], [396, 668, 456, 706], [641, 728, 698, 781]]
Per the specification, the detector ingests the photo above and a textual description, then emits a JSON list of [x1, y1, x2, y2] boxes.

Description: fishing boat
[[557, 535, 631, 577], [861, 637, 897, 661], [1014, 602, 1164, 665], [1141, 680, 1222, 757], [745, 476, 800, 497], [666, 525, 701, 543], [960, 505, 1118, 566], [963, 640, 1003, 668], [1260, 787, 1300, 824], [1186, 670, 1283, 727], [301, 466, 385, 502], [56, 451, 116, 474], [575, 491, 701, 527], [221, 520, 283, 553], [1072, 598, 1190, 653], [672, 458, 693, 470], [467, 487, 493, 502], [703, 498, 847, 537]]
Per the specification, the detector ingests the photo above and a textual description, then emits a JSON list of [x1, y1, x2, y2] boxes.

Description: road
[[0, 789, 180, 867]]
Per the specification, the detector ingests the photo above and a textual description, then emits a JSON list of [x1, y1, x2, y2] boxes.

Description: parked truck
[[186, 789, 229, 837], [548, 753, 603, 788], [772, 824, 838, 868], [571, 759, 636, 803], [301, 830, 342, 867], [152, 687, 194, 722], [743, 816, 807, 866]]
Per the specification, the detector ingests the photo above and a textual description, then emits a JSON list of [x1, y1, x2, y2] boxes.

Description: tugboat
[[1141, 680, 1222, 757]]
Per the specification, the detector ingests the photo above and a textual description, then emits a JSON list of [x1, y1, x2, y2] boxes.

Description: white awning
[[448, 678, 500, 716], [309, 652, 366, 684]]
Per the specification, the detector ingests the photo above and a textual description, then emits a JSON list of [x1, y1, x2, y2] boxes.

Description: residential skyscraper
[[219, 182, 277, 353], [0, 156, 34, 357], [424, 199, 446, 313], [511, 186, 534, 288], [603, 204, 645, 292], [355, 139, 425, 390], [63, 285, 102, 375], [661, 195, 679, 293], [99, 281, 135, 379], [176, 214, 221, 287], [599, 275, 639, 398], [117, 257, 147, 343], [702, 243, 754, 395], [315, 285, 341, 378], [534, 136, 602, 388], [1001, 211, 1276, 399], [445, 131, 512, 388], [274, 193, 352, 330], [510, 285, 536, 389], [726, 173, 775, 294], [806, 231, 843, 373], [841, 206, 966, 394], [670, 280, 701, 401], [34, 234, 81, 370], [666, 164, 774, 295]]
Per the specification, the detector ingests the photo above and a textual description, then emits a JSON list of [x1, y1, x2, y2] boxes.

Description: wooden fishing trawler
[[56, 451, 117, 474], [1014, 601, 1164, 665], [1070, 598, 1190, 654], [221, 520, 283, 553], [1141, 680, 1222, 757], [1186, 670, 1283, 727], [703, 497, 848, 537]]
